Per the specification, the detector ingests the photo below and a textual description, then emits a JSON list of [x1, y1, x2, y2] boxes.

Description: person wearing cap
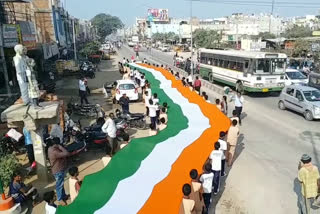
[[298, 154, 320, 213]]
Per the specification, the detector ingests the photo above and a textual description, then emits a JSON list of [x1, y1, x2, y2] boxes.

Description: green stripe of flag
[[57, 67, 189, 214]]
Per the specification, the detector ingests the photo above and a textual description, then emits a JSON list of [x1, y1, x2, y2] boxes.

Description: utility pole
[[269, 0, 275, 33], [72, 19, 77, 61], [190, 0, 194, 75], [0, 24, 11, 95], [236, 15, 239, 49]]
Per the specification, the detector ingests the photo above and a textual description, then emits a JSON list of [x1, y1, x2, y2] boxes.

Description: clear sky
[[66, 0, 320, 26]]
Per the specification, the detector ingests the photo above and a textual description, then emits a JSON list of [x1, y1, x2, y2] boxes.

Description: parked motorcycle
[[80, 61, 96, 79], [0, 129, 25, 155], [78, 116, 128, 149], [67, 102, 99, 117], [115, 110, 146, 130]]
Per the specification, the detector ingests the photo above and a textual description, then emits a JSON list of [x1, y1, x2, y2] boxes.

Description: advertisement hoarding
[[147, 9, 169, 22], [2, 24, 19, 48], [18, 21, 37, 50]]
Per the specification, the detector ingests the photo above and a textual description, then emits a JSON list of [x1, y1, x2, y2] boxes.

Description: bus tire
[[236, 81, 244, 93], [209, 74, 214, 83]]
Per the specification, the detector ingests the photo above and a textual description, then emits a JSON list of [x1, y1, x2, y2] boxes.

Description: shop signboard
[[2, 24, 19, 48], [250, 42, 266, 51], [147, 9, 169, 22], [18, 21, 37, 50]]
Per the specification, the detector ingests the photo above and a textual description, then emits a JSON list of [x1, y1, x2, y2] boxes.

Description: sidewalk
[[31, 56, 149, 214]]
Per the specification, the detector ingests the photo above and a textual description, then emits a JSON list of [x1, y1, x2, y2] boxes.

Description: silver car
[[278, 85, 320, 121]]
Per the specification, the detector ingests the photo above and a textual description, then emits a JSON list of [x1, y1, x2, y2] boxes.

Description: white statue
[[13, 44, 30, 105], [26, 58, 41, 107]]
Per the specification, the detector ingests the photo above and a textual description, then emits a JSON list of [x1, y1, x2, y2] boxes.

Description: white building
[[133, 13, 319, 43]]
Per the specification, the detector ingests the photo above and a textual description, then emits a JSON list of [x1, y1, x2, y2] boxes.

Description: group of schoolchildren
[[180, 122, 240, 214], [120, 59, 169, 136], [179, 91, 240, 213]]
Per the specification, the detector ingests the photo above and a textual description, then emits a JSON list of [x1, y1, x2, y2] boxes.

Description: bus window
[[245, 61, 249, 69], [256, 59, 270, 74], [222, 60, 227, 68], [230, 61, 236, 69], [237, 62, 244, 72], [273, 59, 285, 73]]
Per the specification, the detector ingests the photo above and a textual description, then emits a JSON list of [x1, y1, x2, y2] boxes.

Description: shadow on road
[[293, 177, 303, 213]]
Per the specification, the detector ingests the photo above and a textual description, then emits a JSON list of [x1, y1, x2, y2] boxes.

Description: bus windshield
[[255, 58, 285, 74]]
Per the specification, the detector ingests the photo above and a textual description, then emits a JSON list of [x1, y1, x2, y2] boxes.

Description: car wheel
[[209, 74, 214, 83], [278, 101, 286, 110], [304, 110, 313, 121]]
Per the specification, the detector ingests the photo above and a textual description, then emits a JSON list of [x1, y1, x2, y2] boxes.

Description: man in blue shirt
[[23, 127, 35, 165]]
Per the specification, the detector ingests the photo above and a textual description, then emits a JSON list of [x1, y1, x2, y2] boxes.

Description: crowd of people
[[8, 57, 245, 213], [119, 59, 243, 213], [180, 121, 240, 214]]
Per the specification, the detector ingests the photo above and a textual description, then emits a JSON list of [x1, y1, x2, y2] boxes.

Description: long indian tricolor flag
[[57, 64, 230, 214]]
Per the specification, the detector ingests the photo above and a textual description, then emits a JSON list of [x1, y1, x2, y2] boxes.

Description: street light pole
[[73, 19, 77, 61], [269, 0, 275, 33]]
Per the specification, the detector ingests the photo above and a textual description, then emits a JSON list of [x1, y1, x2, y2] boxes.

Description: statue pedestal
[[1, 102, 60, 182]]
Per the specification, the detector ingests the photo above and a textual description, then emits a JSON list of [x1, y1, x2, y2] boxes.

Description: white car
[[128, 42, 135, 47], [115, 80, 139, 101], [285, 69, 308, 86], [159, 45, 170, 52]]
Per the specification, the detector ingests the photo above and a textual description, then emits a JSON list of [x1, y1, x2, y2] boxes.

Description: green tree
[[292, 39, 311, 57], [91, 13, 124, 40], [79, 41, 101, 57], [152, 32, 179, 43], [0, 154, 21, 187], [252, 32, 276, 40], [282, 25, 313, 38], [193, 29, 221, 49]]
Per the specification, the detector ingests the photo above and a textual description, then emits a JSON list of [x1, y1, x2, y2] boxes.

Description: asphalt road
[[119, 46, 320, 214]]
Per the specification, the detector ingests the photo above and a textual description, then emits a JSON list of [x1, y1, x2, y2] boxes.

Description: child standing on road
[[189, 169, 205, 214], [215, 99, 222, 111], [218, 131, 227, 177], [199, 163, 214, 212], [227, 120, 240, 167], [44, 191, 57, 214], [179, 184, 195, 214], [68, 166, 82, 202], [209, 142, 223, 194], [230, 110, 239, 127]]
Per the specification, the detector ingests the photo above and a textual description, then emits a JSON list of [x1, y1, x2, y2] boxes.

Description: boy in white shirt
[[129, 68, 134, 80], [148, 99, 158, 129], [152, 93, 160, 118], [140, 75, 146, 92], [200, 163, 214, 212], [209, 141, 223, 194], [218, 131, 227, 177], [44, 191, 57, 214]]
